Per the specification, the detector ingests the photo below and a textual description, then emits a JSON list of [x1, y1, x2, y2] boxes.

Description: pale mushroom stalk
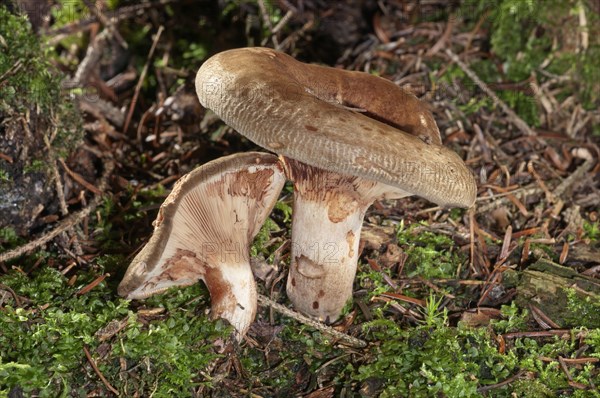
[[196, 47, 477, 322], [118, 152, 286, 337], [282, 158, 410, 320]]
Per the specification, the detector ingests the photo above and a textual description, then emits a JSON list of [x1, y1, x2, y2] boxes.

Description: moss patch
[[0, 267, 229, 397]]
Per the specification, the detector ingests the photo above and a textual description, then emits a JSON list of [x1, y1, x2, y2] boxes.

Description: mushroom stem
[[202, 260, 256, 333], [283, 157, 408, 321], [287, 187, 366, 321]]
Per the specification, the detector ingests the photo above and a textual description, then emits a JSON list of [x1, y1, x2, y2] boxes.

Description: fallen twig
[[59, 158, 102, 195], [69, 29, 110, 87], [0, 159, 114, 263], [445, 49, 538, 137], [44, 134, 84, 257], [502, 329, 571, 339], [477, 370, 527, 393], [76, 274, 109, 296], [554, 156, 596, 198], [258, 0, 279, 48], [257, 294, 367, 348], [123, 25, 164, 133], [82, 0, 128, 49], [83, 345, 120, 395], [476, 185, 543, 214], [427, 14, 456, 57], [0, 283, 22, 307]]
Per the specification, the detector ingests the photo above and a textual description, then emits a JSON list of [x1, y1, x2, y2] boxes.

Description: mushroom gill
[[118, 152, 286, 337]]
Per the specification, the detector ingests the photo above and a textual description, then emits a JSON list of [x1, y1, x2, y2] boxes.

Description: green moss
[[357, 266, 394, 299], [346, 308, 600, 397], [0, 4, 82, 188], [22, 160, 45, 174], [0, 227, 22, 251], [461, 0, 600, 110], [0, 10, 55, 113], [564, 288, 600, 328], [499, 90, 540, 127], [93, 185, 167, 250], [490, 302, 529, 334], [485, 0, 565, 78], [5, 265, 594, 396], [181, 42, 208, 63], [125, 184, 167, 222], [530, 241, 559, 262], [0, 267, 229, 397], [250, 200, 291, 259], [578, 46, 600, 107], [0, 169, 9, 184], [583, 220, 600, 242], [396, 222, 467, 279], [250, 217, 280, 259], [236, 316, 347, 394], [459, 96, 493, 116], [351, 318, 515, 397]]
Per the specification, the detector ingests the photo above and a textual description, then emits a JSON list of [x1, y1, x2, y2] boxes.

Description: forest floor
[[1, 1, 599, 397]]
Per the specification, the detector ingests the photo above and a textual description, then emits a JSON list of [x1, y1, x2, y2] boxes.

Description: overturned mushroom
[[196, 47, 477, 322], [118, 152, 285, 336]]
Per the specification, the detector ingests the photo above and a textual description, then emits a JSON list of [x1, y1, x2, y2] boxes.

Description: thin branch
[[553, 157, 595, 198], [477, 370, 527, 393], [46, 0, 178, 42], [83, 345, 120, 395], [475, 185, 543, 214], [257, 294, 367, 348], [445, 49, 538, 137], [0, 159, 114, 263], [123, 25, 164, 133], [68, 29, 110, 87], [44, 134, 84, 257], [82, 0, 128, 49], [0, 283, 22, 307]]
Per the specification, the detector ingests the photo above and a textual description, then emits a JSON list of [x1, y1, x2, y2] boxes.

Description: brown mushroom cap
[[118, 152, 286, 336], [196, 47, 476, 208]]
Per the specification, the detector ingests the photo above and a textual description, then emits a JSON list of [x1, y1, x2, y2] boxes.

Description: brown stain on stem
[[346, 230, 355, 258], [203, 264, 237, 319]]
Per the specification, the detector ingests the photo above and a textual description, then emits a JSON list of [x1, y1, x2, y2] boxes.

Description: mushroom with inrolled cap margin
[[195, 47, 477, 323], [118, 152, 286, 337]]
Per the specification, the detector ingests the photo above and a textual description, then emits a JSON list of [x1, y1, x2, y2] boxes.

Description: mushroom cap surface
[[195, 47, 476, 208]]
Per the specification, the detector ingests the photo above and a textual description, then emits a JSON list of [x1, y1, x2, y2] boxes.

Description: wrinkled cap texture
[[195, 47, 476, 208]]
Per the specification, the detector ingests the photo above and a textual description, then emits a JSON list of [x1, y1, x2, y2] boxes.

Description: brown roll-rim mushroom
[[195, 47, 477, 322], [118, 152, 286, 336]]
